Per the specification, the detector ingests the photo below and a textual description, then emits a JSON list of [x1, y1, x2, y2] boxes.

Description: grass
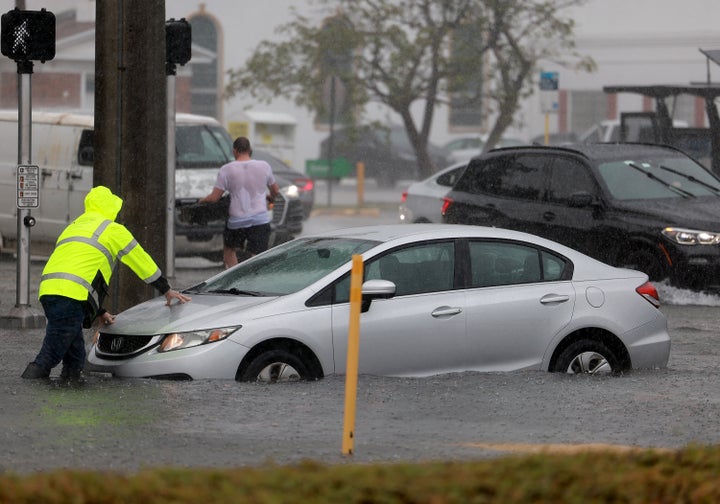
[[2, 444, 720, 503]]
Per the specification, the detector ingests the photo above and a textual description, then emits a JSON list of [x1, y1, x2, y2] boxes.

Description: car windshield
[[175, 124, 234, 168], [189, 237, 379, 296], [596, 154, 720, 200]]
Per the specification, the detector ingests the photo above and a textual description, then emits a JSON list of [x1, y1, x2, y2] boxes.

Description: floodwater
[[2, 182, 720, 474]]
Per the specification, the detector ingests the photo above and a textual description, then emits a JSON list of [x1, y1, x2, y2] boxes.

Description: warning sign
[[17, 164, 39, 208]]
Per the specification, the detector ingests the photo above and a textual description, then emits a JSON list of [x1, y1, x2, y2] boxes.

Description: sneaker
[[21, 362, 50, 379]]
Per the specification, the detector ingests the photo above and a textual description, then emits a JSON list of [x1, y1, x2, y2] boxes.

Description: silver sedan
[[86, 225, 671, 381], [399, 162, 466, 223]]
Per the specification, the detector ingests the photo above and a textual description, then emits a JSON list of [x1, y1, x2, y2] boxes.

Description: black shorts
[[223, 223, 272, 255]]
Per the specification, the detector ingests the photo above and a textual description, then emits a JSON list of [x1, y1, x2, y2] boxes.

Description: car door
[[450, 153, 550, 237], [542, 155, 605, 256], [463, 239, 575, 371], [330, 240, 469, 376]]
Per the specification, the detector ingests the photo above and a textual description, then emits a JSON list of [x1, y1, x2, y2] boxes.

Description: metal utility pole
[[94, 0, 167, 312], [0, 7, 55, 329], [165, 18, 191, 280]]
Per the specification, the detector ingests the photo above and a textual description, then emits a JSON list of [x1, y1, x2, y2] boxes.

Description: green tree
[[226, 0, 594, 179]]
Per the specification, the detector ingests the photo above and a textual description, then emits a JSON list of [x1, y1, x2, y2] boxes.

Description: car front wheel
[[238, 348, 315, 383], [553, 339, 622, 375], [620, 247, 665, 281]]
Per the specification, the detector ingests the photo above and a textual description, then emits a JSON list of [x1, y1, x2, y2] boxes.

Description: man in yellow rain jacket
[[21, 186, 191, 382]]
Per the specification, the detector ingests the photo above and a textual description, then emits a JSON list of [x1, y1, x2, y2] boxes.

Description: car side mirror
[[568, 191, 594, 208], [361, 279, 396, 313]]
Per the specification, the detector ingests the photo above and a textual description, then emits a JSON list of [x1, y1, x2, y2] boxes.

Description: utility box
[[228, 110, 296, 167]]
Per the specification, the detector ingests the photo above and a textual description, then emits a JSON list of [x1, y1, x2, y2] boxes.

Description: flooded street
[[2, 180, 720, 474]]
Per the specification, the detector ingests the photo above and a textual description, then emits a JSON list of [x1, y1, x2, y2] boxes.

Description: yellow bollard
[[342, 254, 364, 455], [356, 162, 365, 207]]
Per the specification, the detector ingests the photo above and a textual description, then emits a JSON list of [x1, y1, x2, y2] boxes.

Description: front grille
[[97, 333, 155, 356], [272, 194, 287, 224]]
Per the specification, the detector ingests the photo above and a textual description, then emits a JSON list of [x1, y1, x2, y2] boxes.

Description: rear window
[[454, 154, 547, 200]]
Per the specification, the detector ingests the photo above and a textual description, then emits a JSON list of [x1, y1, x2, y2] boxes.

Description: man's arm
[[197, 187, 225, 204]]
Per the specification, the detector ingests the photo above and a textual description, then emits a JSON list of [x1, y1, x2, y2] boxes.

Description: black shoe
[[21, 362, 50, 379], [59, 368, 87, 385]]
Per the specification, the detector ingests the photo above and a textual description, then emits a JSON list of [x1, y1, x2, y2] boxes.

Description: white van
[[0, 110, 300, 258]]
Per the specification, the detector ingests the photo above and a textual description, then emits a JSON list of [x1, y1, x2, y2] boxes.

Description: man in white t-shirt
[[198, 137, 280, 268]]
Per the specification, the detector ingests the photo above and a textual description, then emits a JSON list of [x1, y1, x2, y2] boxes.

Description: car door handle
[[431, 306, 463, 318], [539, 294, 570, 304], [542, 211, 556, 221]]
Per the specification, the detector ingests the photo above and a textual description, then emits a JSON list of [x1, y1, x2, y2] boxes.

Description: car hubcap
[[256, 362, 301, 383], [566, 351, 612, 375]]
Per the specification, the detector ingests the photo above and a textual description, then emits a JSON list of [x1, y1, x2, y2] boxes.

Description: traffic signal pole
[[0, 59, 45, 329], [0, 8, 55, 329], [164, 18, 191, 280]]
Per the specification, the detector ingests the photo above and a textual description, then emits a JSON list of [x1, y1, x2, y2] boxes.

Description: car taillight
[[636, 281, 660, 308], [441, 197, 453, 216], [401, 191, 408, 203], [296, 178, 314, 192]]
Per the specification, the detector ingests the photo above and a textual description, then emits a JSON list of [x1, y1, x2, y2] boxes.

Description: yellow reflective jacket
[[39, 186, 165, 317]]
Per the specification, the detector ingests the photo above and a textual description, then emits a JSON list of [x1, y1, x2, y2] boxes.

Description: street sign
[[540, 71, 559, 114], [16, 164, 39, 208], [539, 71, 559, 91]]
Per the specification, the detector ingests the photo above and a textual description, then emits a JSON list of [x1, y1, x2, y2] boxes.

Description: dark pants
[[33, 295, 87, 374], [223, 223, 272, 255]]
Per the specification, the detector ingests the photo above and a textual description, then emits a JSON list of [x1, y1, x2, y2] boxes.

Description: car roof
[[253, 149, 307, 177], [305, 223, 573, 252], [478, 142, 684, 161]]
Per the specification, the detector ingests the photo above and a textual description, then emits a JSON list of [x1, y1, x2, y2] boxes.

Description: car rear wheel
[[238, 348, 314, 383], [553, 339, 621, 375]]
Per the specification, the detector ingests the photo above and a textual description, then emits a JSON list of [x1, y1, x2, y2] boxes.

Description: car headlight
[[282, 184, 299, 198], [662, 227, 720, 245], [158, 326, 240, 353]]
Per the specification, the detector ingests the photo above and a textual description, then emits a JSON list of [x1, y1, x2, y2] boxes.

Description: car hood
[[175, 168, 217, 199], [612, 197, 720, 230], [103, 294, 275, 335]]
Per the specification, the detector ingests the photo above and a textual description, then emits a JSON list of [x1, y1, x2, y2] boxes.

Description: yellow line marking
[[462, 443, 673, 455]]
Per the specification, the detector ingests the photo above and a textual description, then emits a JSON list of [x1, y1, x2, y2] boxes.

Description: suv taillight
[[401, 191, 408, 203], [441, 197, 453, 216], [636, 281, 660, 308]]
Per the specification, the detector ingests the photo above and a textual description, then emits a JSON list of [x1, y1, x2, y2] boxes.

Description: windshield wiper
[[627, 163, 695, 198], [206, 288, 263, 296], [659, 164, 720, 196]]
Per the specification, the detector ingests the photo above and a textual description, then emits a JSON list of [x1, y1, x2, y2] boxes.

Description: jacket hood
[[84, 185, 123, 221]]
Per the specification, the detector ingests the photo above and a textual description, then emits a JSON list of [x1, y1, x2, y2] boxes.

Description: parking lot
[[2, 182, 720, 474]]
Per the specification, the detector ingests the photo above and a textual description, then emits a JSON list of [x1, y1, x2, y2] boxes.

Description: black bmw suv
[[442, 143, 720, 291]]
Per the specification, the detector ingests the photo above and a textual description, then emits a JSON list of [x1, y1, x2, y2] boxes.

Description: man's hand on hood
[[165, 289, 192, 306]]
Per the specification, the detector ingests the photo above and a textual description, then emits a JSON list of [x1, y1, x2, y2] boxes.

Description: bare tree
[[226, 0, 594, 179]]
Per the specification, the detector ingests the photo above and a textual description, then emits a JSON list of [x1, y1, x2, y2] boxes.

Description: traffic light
[[166, 18, 191, 66], [1, 8, 55, 63]]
